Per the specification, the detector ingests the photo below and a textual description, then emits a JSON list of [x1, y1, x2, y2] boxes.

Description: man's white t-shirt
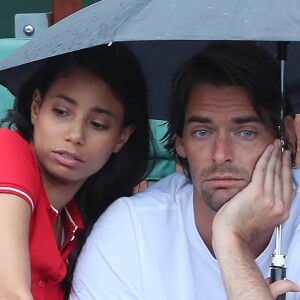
[[70, 169, 300, 300]]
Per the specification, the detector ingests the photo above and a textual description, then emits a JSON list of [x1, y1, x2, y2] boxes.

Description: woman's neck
[[41, 173, 83, 211]]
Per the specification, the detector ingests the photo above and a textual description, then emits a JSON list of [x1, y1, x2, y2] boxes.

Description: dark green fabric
[[147, 119, 176, 181]]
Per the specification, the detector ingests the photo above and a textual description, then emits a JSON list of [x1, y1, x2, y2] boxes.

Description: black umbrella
[[0, 0, 300, 119], [0, 2, 299, 297]]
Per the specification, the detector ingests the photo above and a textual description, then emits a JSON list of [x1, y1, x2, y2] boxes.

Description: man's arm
[[215, 232, 274, 299], [212, 140, 299, 299], [214, 232, 299, 300]]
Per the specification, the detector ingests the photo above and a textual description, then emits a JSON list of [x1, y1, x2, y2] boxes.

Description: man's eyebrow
[[186, 116, 212, 124], [55, 94, 114, 116], [186, 115, 262, 125], [232, 116, 261, 124]]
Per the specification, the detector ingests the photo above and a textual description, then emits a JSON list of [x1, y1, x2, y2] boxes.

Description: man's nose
[[212, 134, 234, 164]]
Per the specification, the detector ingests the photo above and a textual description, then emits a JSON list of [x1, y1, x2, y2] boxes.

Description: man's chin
[[203, 188, 240, 212]]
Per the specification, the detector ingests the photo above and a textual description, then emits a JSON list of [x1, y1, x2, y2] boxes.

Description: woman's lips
[[52, 150, 84, 167]]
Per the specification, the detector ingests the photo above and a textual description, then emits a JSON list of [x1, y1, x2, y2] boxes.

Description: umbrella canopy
[[0, 0, 300, 119]]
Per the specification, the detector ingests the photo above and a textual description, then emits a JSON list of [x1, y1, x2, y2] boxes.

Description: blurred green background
[[0, 0, 99, 38]]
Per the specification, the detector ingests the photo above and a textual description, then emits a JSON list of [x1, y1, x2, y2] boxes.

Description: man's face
[[176, 84, 275, 212]]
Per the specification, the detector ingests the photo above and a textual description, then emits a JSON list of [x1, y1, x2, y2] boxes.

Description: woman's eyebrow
[[55, 93, 115, 116], [55, 94, 76, 105], [91, 106, 114, 116]]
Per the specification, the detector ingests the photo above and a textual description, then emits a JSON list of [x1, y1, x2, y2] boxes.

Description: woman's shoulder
[[0, 128, 28, 145], [0, 128, 19, 136], [0, 128, 37, 172], [0, 128, 31, 152]]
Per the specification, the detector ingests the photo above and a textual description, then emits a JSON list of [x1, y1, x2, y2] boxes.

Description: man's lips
[[205, 175, 242, 187], [207, 175, 240, 181]]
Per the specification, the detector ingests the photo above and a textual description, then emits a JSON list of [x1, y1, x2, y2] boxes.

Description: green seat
[[0, 38, 29, 119], [147, 119, 176, 182]]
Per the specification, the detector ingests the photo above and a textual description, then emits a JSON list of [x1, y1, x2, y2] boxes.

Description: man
[[69, 42, 300, 299]]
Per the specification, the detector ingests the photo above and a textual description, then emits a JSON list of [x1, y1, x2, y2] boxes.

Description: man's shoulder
[[105, 172, 191, 216], [91, 173, 192, 247], [146, 171, 190, 193], [283, 167, 300, 232], [292, 167, 300, 209], [292, 167, 300, 184], [131, 172, 191, 207]]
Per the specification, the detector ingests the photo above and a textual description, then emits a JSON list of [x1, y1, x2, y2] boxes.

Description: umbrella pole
[[269, 41, 289, 300]]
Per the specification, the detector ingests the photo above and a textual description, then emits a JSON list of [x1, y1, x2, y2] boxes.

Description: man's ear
[[31, 90, 42, 126], [113, 125, 136, 153], [175, 136, 187, 158], [284, 115, 297, 153]]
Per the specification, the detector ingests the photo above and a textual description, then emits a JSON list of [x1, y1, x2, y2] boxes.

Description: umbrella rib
[[90, 0, 154, 44]]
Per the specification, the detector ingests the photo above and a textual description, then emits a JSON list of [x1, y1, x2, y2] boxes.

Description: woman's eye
[[240, 130, 256, 138], [51, 107, 68, 117], [90, 121, 107, 130]]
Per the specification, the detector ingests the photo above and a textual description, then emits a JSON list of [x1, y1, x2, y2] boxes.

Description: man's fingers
[[266, 278, 300, 298], [251, 143, 274, 187], [251, 139, 282, 204], [282, 149, 294, 211], [273, 142, 283, 199]]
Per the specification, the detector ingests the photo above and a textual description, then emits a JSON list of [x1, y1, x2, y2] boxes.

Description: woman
[[0, 43, 151, 299]]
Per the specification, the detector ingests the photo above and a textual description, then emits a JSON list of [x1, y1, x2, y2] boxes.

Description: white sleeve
[[69, 198, 143, 300]]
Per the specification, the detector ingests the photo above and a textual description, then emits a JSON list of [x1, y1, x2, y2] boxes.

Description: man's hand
[[212, 139, 297, 300], [266, 278, 300, 298], [213, 139, 294, 247]]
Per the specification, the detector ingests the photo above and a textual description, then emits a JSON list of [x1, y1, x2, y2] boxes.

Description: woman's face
[[31, 69, 134, 191]]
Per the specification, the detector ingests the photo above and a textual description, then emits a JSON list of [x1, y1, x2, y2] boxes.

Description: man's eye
[[51, 107, 68, 116], [240, 130, 256, 138], [194, 130, 209, 138]]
